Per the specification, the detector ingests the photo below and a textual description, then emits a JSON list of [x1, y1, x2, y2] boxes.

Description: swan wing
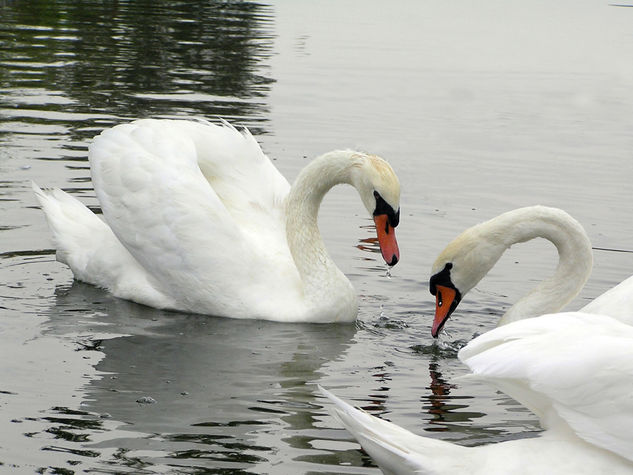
[[88, 119, 296, 315], [170, 119, 291, 232], [580, 275, 633, 325], [318, 385, 470, 474], [459, 312, 633, 462]]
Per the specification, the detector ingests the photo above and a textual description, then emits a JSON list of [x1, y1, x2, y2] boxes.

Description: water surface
[[1, 1, 633, 473]]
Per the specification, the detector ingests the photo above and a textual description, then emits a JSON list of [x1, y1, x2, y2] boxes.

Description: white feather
[[580, 275, 633, 325], [34, 118, 401, 322], [459, 311, 633, 463]]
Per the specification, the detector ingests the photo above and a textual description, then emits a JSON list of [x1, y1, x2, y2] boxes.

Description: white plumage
[[34, 118, 401, 322], [429, 206, 593, 335], [580, 274, 633, 325], [428, 206, 633, 336]]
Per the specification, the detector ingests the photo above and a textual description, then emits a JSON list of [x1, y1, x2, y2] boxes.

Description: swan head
[[429, 225, 505, 337], [349, 153, 401, 267]]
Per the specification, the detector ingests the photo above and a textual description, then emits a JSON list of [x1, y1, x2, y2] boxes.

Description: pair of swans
[[36, 119, 633, 472]]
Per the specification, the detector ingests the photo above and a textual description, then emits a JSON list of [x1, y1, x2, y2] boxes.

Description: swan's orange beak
[[432, 285, 458, 338], [374, 214, 399, 266]]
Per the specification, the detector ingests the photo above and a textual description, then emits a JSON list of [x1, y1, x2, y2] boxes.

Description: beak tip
[[388, 254, 399, 266]]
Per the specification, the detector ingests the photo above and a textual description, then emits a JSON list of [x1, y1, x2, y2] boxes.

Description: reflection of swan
[[320, 312, 633, 474], [429, 206, 593, 336], [39, 281, 358, 472], [34, 119, 401, 322], [425, 360, 458, 427]]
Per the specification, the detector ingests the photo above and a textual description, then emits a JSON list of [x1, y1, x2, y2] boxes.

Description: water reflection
[[425, 359, 458, 428], [418, 351, 539, 447], [0, 0, 275, 136], [38, 282, 357, 472]]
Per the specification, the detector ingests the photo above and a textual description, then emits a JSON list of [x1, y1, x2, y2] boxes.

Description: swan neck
[[285, 151, 359, 300], [493, 207, 593, 324]]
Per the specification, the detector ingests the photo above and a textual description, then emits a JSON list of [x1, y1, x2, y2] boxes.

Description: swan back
[[93, 119, 290, 238]]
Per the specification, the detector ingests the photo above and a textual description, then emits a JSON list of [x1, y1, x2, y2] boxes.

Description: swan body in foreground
[[320, 312, 633, 474], [428, 206, 593, 336], [34, 119, 401, 322]]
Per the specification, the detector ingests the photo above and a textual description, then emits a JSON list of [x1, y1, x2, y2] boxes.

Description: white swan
[[33, 118, 401, 322], [428, 206, 594, 337], [320, 311, 633, 474]]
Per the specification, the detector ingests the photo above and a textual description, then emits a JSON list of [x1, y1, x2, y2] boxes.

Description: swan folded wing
[[459, 312, 633, 462], [89, 119, 286, 311], [319, 386, 469, 474], [168, 119, 291, 232]]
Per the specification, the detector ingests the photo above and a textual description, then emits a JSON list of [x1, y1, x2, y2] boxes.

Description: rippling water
[[1, 1, 633, 473]]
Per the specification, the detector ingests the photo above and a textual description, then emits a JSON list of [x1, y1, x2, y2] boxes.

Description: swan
[[428, 206, 594, 337], [33, 118, 401, 323], [319, 311, 633, 474]]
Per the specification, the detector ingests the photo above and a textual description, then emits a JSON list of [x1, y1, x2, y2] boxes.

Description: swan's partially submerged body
[[34, 119, 401, 322], [321, 312, 633, 474]]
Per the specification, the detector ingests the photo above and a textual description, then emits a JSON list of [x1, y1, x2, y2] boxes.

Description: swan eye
[[429, 262, 454, 296], [437, 291, 443, 307], [373, 191, 399, 228]]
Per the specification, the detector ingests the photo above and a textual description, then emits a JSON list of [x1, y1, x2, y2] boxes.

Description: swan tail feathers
[[318, 385, 467, 474], [32, 182, 108, 270], [218, 117, 238, 132], [32, 183, 173, 307]]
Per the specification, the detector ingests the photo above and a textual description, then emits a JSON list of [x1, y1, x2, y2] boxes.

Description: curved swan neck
[[285, 151, 361, 299], [487, 207, 593, 325]]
